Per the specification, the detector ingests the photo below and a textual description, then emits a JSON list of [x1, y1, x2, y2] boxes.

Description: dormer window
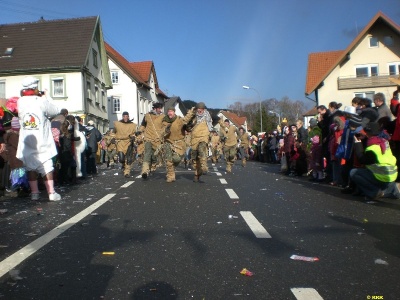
[[4, 47, 13, 55], [369, 36, 378, 48]]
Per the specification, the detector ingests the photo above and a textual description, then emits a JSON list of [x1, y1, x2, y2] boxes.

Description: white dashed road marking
[[213, 167, 218, 171], [121, 181, 134, 188], [291, 288, 324, 300], [240, 211, 272, 238], [0, 193, 116, 278], [225, 189, 239, 199], [219, 179, 227, 184], [215, 172, 222, 176]]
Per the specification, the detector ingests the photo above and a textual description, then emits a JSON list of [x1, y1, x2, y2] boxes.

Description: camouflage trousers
[[105, 149, 117, 165], [164, 142, 183, 182], [224, 145, 236, 172], [212, 148, 220, 163], [141, 141, 160, 175], [191, 141, 208, 176]]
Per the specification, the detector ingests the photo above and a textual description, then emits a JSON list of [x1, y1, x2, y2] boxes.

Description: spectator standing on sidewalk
[[85, 120, 102, 175], [16, 76, 61, 201], [373, 92, 393, 121]]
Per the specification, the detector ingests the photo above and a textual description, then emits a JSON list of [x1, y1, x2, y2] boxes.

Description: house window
[[0, 81, 5, 99], [86, 81, 92, 100], [4, 47, 13, 55], [52, 78, 64, 97], [95, 85, 99, 103], [354, 91, 375, 100], [369, 36, 378, 48], [111, 71, 119, 84], [384, 36, 394, 47], [356, 64, 378, 77], [389, 63, 400, 75], [92, 49, 98, 68], [101, 90, 105, 107], [113, 97, 120, 113]]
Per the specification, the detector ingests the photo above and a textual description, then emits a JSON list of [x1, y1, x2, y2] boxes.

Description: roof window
[[4, 47, 14, 55]]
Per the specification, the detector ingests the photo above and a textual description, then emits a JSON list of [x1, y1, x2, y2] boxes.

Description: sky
[[1, 0, 400, 109]]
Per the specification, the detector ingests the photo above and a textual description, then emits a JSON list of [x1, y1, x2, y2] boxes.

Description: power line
[[0, 0, 82, 21]]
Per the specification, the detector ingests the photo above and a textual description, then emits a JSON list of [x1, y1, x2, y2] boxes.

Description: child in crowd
[[309, 135, 324, 182], [329, 116, 345, 186], [3, 117, 29, 197]]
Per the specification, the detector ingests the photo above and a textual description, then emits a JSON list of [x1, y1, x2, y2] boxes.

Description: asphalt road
[[0, 160, 399, 299]]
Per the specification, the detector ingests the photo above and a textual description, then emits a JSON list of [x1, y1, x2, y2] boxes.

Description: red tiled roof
[[305, 50, 345, 95], [220, 111, 247, 127], [305, 11, 400, 95], [130, 61, 153, 83], [105, 42, 150, 88], [302, 106, 318, 116]]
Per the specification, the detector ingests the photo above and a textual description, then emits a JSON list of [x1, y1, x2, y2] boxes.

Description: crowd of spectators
[[248, 89, 400, 202]]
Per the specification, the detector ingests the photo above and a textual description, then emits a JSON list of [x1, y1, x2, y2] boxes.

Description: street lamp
[[268, 110, 281, 125], [242, 85, 263, 132]]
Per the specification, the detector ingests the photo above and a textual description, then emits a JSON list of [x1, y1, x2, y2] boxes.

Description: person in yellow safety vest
[[350, 122, 400, 201]]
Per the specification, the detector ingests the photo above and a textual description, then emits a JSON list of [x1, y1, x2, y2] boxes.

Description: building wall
[[85, 37, 109, 123], [1, 73, 84, 112], [107, 59, 139, 129]]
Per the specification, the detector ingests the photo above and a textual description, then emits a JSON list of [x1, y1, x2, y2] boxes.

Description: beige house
[[305, 12, 400, 107], [0, 16, 112, 132]]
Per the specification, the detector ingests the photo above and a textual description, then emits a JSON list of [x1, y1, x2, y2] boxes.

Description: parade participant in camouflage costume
[[113, 111, 137, 178], [162, 107, 193, 182], [139, 102, 165, 179], [135, 131, 145, 166], [186, 102, 213, 182], [103, 129, 117, 168], [219, 118, 239, 173], [238, 127, 250, 167], [210, 130, 221, 163], [183, 130, 191, 169]]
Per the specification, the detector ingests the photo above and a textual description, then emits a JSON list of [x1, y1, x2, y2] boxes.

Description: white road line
[[213, 167, 218, 171], [0, 193, 116, 279], [225, 189, 239, 199], [240, 211, 272, 238], [121, 181, 134, 188], [219, 179, 227, 184], [215, 172, 222, 176], [291, 288, 324, 300]]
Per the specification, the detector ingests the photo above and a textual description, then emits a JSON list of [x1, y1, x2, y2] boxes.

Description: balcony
[[337, 74, 398, 90]]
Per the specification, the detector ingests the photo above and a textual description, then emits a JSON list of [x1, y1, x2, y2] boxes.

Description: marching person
[[183, 130, 192, 169], [210, 130, 221, 164], [113, 111, 137, 178], [187, 102, 213, 182], [16, 76, 61, 201], [219, 118, 239, 172], [238, 127, 250, 167], [85, 120, 102, 176], [103, 129, 117, 169], [162, 107, 193, 182], [139, 102, 165, 179]]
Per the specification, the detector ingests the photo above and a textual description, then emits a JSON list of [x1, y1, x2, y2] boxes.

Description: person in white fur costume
[[16, 76, 61, 201]]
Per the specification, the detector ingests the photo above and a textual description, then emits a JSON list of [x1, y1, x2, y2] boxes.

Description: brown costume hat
[[152, 102, 163, 109], [196, 102, 206, 109]]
